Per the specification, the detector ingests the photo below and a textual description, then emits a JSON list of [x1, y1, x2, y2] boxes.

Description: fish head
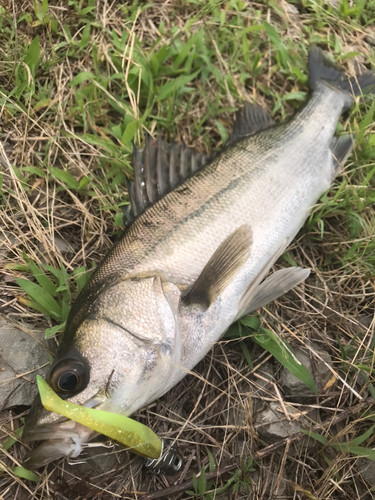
[[23, 275, 182, 469]]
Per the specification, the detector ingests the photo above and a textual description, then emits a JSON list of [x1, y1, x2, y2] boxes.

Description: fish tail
[[308, 46, 375, 104]]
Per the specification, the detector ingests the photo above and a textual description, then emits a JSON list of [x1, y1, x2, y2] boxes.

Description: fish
[[23, 47, 375, 469]]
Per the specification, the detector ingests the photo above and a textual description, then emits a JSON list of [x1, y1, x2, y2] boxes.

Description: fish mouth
[[23, 421, 97, 470], [23, 438, 77, 469]]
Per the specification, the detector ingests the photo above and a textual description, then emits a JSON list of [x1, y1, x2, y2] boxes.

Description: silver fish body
[[23, 48, 375, 468]]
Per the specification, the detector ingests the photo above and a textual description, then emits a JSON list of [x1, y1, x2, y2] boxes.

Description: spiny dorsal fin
[[227, 103, 274, 146], [126, 135, 211, 220], [183, 225, 252, 310]]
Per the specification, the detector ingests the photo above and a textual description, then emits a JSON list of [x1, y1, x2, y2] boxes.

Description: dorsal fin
[[227, 103, 274, 146], [126, 135, 210, 220], [126, 103, 274, 222]]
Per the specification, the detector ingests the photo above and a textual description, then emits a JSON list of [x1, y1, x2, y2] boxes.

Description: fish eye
[[48, 359, 88, 396]]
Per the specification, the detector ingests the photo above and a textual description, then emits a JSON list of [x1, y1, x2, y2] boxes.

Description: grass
[[0, 0, 375, 498]]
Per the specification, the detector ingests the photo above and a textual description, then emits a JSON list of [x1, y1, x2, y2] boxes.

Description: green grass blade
[[28, 259, 57, 296], [49, 167, 79, 190], [12, 466, 39, 482], [16, 279, 62, 320], [253, 328, 317, 394]]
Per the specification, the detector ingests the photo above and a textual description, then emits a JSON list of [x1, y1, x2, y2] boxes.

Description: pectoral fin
[[236, 267, 310, 320], [183, 225, 252, 309]]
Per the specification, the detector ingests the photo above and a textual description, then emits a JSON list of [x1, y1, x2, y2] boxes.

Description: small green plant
[[303, 424, 375, 461], [186, 449, 217, 500], [186, 452, 255, 499], [12, 256, 92, 338], [0, 426, 39, 482], [225, 316, 318, 394]]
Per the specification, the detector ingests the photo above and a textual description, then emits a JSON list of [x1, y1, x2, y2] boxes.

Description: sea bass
[[23, 47, 375, 468]]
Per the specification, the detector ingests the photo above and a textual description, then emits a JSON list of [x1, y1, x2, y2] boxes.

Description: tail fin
[[308, 46, 375, 98]]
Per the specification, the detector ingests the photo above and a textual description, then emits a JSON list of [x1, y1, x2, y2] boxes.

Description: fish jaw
[[23, 421, 96, 469], [22, 391, 100, 469]]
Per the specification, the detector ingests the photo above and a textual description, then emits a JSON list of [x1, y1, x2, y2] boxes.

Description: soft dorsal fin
[[126, 135, 211, 220], [227, 103, 274, 146], [183, 225, 252, 310]]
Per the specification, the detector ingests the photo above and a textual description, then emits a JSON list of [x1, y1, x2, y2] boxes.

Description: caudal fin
[[308, 46, 375, 98]]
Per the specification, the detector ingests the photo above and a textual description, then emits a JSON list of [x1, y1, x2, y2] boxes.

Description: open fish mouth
[[23, 421, 87, 442], [23, 420, 96, 469]]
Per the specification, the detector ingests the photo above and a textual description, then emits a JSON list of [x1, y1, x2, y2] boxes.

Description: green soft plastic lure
[[36, 375, 162, 459]]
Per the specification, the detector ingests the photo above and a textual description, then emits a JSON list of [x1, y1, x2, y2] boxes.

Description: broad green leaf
[[69, 71, 95, 86], [79, 176, 89, 189], [28, 259, 57, 296], [301, 428, 375, 459], [300, 430, 328, 445], [41, 264, 64, 283], [24, 36, 40, 76], [80, 134, 121, 155], [33, 98, 52, 112], [262, 22, 289, 68], [283, 91, 307, 102], [155, 70, 200, 102], [45, 322, 66, 338], [206, 447, 216, 472], [16, 279, 62, 320], [79, 23, 91, 49], [12, 466, 39, 482], [224, 322, 243, 339], [17, 297, 49, 316], [114, 212, 124, 227], [59, 263, 70, 292], [333, 425, 375, 449], [61, 291, 71, 322], [334, 446, 375, 460], [198, 465, 206, 497], [74, 266, 90, 292], [240, 316, 261, 330], [22, 166, 46, 177], [0, 426, 23, 452], [174, 30, 203, 68], [214, 119, 229, 144], [240, 341, 253, 369], [49, 167, 79, 190], [253, 328, 317, 394], [122, 119, 137, 144]]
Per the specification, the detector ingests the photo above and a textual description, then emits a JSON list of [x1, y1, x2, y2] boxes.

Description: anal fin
[[330, 135, 354, 177], [236, 267, 310, 319], [183, 225, 252, 310]]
